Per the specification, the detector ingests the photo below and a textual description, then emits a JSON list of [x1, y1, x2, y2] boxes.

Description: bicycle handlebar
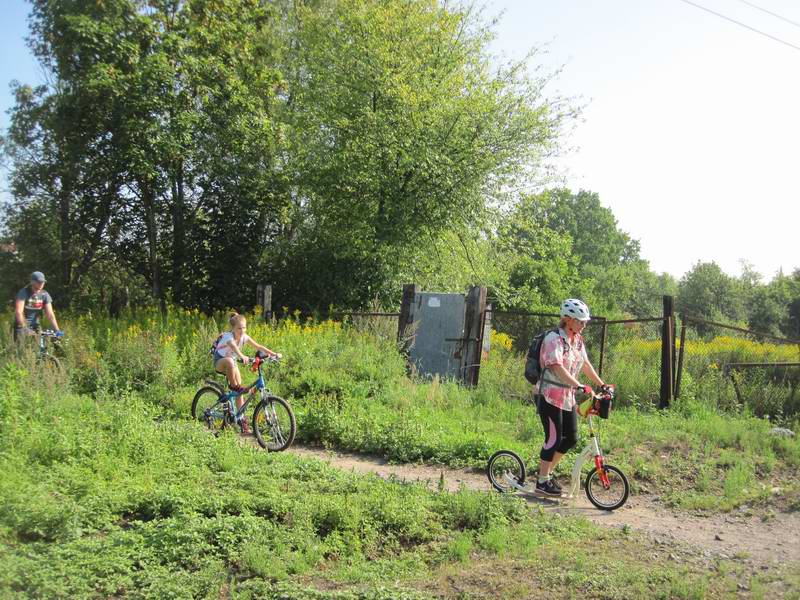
[[235, 354, 280, 362], [574, 384, 615, 398], [576, 384, 615, 418], [234, 354, 282, 372], [40, 329, 64, 339]]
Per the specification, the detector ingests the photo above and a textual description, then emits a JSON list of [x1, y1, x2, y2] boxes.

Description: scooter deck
[[517, 483, 574, 499]]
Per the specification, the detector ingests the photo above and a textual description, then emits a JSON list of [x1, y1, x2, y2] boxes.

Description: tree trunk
[[58, 167, 73, 307], [72, 179, 118, 290], [142, 179, 166, 315], [171, 161, 186, 306]]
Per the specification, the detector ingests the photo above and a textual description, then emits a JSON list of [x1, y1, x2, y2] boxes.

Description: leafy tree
[[676, 261, 748, 334], [509, 188, 666, 317], [2, 0, 286, 312], [528, 189, 639, 272], [493, 194, 582, 309], [624, 269, 678, 319], [747, 269, 800, 338], [3, 0, 572, 313], [264, 0, 571, 310]]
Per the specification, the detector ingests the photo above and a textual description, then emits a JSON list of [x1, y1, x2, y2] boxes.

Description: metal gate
[[408, 292, 466, 380]]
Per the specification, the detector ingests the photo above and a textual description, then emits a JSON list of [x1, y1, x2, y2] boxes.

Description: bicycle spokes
[[253, 396, 296, 452], [265, 404, 285, 444], [486, 450, 526, 493]]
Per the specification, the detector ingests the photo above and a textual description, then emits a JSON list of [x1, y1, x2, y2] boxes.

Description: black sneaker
[[535, 479, 562, 497], [549, 478, 563, 494]]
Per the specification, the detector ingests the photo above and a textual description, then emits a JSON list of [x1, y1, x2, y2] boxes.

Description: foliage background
[[2, 0, 800, 338]]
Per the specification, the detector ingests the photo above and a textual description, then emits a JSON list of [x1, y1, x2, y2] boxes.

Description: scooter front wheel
[[487, 450, 526, 493], [585, 464, 629, 510]]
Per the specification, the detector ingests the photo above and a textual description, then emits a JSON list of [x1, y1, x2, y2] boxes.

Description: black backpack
[[524, 328, 559, 385]]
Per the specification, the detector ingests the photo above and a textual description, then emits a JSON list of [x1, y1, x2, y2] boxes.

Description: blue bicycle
[[191, 351, 296, 451]]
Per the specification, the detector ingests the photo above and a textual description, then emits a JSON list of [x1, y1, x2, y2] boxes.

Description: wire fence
[[488, 310, 800, 419], [269, 305, 800, 420], [676, 316, 800, 420], [272, 309, 402, 346], [598, 318, 664, 409], [487, 310, 664, 409]]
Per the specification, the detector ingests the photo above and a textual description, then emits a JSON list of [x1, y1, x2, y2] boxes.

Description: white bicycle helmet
[[560, 298, 591, 321]]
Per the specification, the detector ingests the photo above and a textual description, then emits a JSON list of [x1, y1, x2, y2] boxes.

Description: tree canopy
[[1, 0, 797, 337]]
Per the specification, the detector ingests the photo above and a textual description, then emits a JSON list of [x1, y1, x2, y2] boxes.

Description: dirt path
[[284, 444, 799, 569]]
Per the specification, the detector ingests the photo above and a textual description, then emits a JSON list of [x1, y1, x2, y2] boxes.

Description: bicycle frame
[[38, 329, 61, 357], [205, 357, 272, 423], [223, 380, 263, 422]]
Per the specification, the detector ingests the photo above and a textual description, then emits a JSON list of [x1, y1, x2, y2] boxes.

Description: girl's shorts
[[212, 352, 226, 370]]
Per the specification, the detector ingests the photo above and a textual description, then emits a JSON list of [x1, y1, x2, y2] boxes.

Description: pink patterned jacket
[[537, 328, 588, 411]]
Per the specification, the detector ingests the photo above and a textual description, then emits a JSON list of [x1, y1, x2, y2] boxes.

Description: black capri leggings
[[537, 395, 579, 462]]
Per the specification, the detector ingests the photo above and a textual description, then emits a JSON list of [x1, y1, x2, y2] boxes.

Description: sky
[[1, 0, 799, 282]]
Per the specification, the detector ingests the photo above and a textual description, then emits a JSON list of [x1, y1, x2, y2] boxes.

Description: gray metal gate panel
[[408, 292, 466, 380]]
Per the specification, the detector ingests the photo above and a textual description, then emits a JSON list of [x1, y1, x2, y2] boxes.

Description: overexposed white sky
[[2, 0, 798, 281], [488, 0, 800, 281]]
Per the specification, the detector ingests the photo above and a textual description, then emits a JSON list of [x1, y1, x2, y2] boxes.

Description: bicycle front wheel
[[487, 450, 526, 493], [253, 395, 296, 451], [39, 353, 62, 373], [191, 386, 227, 432], [585, 464, 629, 511]]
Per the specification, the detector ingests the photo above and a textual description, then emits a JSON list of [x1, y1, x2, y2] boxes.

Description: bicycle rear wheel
[[585, 464, 629, 511], [487, 450, 526, 493], [253, 395, 296, 451], [191, 386, 227, 432]]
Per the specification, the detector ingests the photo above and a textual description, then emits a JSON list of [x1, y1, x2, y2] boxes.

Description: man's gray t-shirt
[[16, 287, 52, 329]]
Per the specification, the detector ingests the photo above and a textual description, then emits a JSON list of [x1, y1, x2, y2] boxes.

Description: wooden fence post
[[660, 295, 674, 409], [256, 283, 272, 322], [598, 318, 607, 378], [462, 285, 488, 387], [397, 283, 419, 354], [675, 319, 687, 399]]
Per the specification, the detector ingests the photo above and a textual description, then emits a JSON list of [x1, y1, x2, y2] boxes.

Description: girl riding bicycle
[[534, 298, 607, 496], [212, 313, 280, 433]]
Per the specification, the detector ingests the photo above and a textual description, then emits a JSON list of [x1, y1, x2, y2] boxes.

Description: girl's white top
[[214, 331, 250, 358]]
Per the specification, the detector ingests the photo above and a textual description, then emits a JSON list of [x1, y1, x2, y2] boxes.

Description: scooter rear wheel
[[487, 450, 526, 493]]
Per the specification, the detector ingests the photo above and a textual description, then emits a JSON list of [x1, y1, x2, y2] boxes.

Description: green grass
[[0, 361, 543, 597], [2, 310, 800, 597], [5, 307, 799, 514]]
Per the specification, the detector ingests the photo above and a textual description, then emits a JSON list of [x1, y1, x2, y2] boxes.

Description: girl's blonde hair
[[229, 312, 246, 327]]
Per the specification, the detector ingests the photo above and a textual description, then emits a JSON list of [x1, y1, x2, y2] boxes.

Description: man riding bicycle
[[13, 271, 62, 342]]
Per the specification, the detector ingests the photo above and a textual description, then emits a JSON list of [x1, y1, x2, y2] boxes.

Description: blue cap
[[30, 271, 46, 283]]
